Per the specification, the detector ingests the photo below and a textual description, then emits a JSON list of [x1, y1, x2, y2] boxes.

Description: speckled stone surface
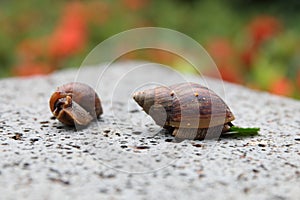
[[0, 62, 299, 200]]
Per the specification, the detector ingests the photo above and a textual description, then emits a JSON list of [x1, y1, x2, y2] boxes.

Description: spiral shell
[[49, 82, 103, 126], [133, 82, 235, 139]]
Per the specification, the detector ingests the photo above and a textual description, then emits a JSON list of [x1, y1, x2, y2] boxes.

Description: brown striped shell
[[133, 82, 235, 130], [49, 82, 103, 126]]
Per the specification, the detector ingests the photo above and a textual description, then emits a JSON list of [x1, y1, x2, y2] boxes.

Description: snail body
[[49, 82, 102, 127], [133, 82, 235, 140]]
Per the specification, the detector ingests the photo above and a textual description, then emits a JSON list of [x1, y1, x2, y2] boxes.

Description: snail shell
[[133, 82, 235, 140], [49, 82, 103, 126]]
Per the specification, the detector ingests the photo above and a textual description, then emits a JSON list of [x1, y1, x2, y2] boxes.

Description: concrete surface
[[0, 62, 299, 200]]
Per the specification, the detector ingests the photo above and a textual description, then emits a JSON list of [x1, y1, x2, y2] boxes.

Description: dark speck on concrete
[[132, 146, 150, 150], [258, 143, 266, 147], [49, 177, 70, 185], [132, 131, 142, 135], [11, 133, 22, 140], [103, 129, 111, 134]]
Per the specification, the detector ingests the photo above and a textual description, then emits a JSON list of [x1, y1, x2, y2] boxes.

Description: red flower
[[206, 39, 243, 83], [240, 16, 281, 69], [12, 62, 53, 77], [207, 38, 234, 63], [218, 64, 243, 84], [248, 16, 281, 45], [17, 38, 48, 61], [48, 2, 87, 58], [269, 77, 294, 96], [240, 46, 256, 67], [297, 71, 300, 88]]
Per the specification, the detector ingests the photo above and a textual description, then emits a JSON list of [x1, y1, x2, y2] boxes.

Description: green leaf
[[223, 126, 260, 137]]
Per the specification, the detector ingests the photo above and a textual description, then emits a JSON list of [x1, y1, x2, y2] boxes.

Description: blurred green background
[[1, 0, 300, 98]]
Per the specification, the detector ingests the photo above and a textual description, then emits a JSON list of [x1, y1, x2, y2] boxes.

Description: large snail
[[49, 82, 102, 127], [133, 82, 258, 140]]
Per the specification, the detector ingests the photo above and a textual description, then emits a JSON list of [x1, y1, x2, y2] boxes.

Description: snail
[[133, 82, 258, 140], [49, 82, 103, 127]]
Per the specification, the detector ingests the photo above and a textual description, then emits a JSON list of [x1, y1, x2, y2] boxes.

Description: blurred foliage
[[0, 0, 300, 98]]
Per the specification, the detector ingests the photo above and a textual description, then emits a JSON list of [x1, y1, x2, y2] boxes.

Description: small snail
[[133, 82, 237, 140], [49, 82, 103, 127]]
